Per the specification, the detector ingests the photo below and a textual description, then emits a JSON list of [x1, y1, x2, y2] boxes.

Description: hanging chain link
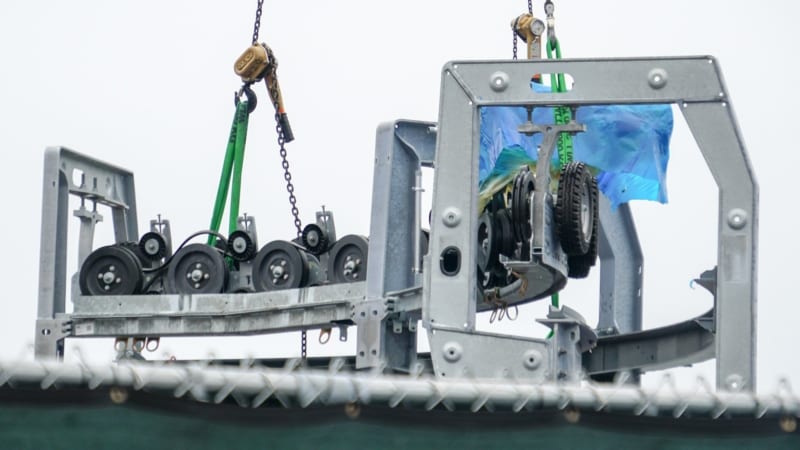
[[251, 0, 264, 45], [262, 48, 302, 238], [512, 30, 518, 60], [528, 0, 533, 14], [247, 0, 306, 359], [301, 330, 308, 360]]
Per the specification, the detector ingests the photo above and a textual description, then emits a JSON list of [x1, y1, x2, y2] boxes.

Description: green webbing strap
[[546, 39, 571, 336], [208, 101, 250, 245], [229, 101, 250, 235], [546, 39, 574, 168]]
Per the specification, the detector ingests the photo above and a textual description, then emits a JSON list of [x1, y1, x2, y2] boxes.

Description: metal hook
[[234, 84, 258, 114]]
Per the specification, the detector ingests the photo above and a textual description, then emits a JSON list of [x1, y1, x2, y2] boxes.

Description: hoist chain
[[244, 0, 305, 360], [251, 0, 264, 45], [263, 47, 303, 238], [263, 47, 305, 359], [512, 30, 518, 60], [301, 330, 308, 361], [528, 0, 533, 14]]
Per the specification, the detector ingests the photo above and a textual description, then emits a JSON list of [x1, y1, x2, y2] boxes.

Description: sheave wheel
[[556, 161, 598, 256], [79, 245, 143, 295]]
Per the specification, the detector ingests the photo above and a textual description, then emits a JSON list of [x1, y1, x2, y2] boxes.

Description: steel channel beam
[[70, 283, 367, 337]]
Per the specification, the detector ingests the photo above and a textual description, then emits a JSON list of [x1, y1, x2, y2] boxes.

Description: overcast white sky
[[1, 0, 797, 392]]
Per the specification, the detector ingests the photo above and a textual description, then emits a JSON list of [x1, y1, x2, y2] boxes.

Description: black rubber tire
[[79, 244, 143, 296], [477, 212, 498, 272], [327, 235, 369, 284], [511, 167, 535, 243], [165, 243, 228, 294], [494, 208, 515, 257], [252, 240, 309, 291], [556, 161, 598, 256], [567, 230, 598, 279]]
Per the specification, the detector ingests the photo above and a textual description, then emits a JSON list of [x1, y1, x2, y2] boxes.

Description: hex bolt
[[109, 266, 116, 272]]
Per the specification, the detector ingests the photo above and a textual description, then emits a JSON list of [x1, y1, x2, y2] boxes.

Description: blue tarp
[[479, 83, 674, 209]]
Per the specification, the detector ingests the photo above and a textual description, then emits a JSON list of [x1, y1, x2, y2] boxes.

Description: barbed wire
[[2, 358, 799, 421]]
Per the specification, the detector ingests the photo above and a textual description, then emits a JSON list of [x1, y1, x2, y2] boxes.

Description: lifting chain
[[262, 46, 302, 238], [245, 0, 306, 359], [512, 0, 532, 59], [251, 0, 264, 45]]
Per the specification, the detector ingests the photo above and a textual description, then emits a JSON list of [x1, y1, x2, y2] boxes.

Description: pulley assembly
[[78, 210, 368, 297]]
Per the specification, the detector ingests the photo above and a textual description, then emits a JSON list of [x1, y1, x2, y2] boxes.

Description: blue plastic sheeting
[[479, 84, 673, 209]]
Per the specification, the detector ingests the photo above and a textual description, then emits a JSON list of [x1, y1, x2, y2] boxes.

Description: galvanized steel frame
[[36, 57, 757, 393], [425, 56, 757, 391]]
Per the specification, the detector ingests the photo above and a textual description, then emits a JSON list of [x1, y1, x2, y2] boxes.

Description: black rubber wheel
[[227, 230, 257, 262], [511, 167, 535, 243], [477, 212, 498, 273], [252, 240, 309, 291], [327, 235, 369, 284], [138, 232, 169, 261], [301, 223, 329, 255], [165, 243, 228, 294], [567, 231, 598, 278], [556, 161, 598, 256], [493, 208, 515, 258], [79, 245, 143, 295]]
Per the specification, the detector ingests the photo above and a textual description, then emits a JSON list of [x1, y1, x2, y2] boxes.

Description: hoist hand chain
[[512, 29, 518, 60], [263, 46, 302, 237], [245, 0, 305, 361], [301, 330, 308, 360], [251, 0, 264, 45]]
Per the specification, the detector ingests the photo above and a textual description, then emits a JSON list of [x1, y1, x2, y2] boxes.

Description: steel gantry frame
[[36, 56, 757, 392]]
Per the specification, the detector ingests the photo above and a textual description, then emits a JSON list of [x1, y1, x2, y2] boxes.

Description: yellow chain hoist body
[[234, 44, 270, 82], [511, 13, 545, 60]]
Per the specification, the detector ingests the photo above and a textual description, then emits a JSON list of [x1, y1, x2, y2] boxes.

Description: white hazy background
[[0, 0, 796, 391]]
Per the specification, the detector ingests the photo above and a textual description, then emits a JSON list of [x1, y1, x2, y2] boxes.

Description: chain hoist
[[511, 6, 545, 77], [231, 1, 307, 359]]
